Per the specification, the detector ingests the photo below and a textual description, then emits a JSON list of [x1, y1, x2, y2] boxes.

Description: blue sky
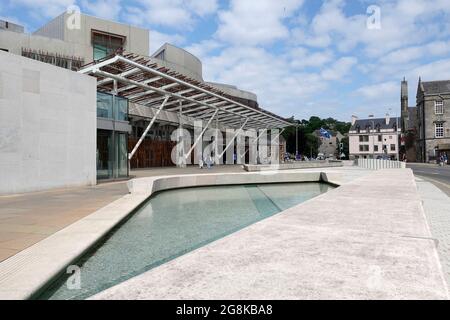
[[2, 0, 450, 122]]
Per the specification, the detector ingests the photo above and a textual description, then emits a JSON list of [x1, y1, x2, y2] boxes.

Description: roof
[[350, 117, 401, 131], [79, 52, 292, 129], [421, 80, 450, 95]]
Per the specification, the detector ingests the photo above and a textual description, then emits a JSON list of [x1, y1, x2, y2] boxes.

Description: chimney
[[385, 113, 390, 125], [351, 115, 358, 126]]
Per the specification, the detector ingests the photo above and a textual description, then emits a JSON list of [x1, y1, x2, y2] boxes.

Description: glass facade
[[96, 130, 128, 180], [92, 31, 124, 61], [96, 92, 129, 180], [97, 92, 128, 121]]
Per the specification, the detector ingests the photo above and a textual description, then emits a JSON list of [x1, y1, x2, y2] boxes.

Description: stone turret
[[401, 78, 409, 131]]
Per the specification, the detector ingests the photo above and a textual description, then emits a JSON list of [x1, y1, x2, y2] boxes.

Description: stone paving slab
[[91, 169, 449, 300], [416, 178, 450, 287]]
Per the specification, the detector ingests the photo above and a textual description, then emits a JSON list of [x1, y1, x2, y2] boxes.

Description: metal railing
[[357, 158, 406, 170]]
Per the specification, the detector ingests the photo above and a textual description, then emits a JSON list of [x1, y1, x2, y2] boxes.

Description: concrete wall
[[206, 82, 258, 103], [1, 12, 149, 66], [152, 43, 203, 81], [0, 29, 82, 58], [0, 51, 97, 194]]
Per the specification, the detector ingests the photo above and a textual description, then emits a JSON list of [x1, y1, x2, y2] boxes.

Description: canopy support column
[[218, 118, 249, 159], [128, 95, 169, 160], [184, 109, 219, 161]]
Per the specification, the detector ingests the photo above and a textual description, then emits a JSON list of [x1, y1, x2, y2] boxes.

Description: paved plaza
[[0, 166, 246, 262], [0, 165, 449, 299]]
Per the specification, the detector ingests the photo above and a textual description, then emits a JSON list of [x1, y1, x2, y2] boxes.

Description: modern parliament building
[[0, 12, 291, 194]]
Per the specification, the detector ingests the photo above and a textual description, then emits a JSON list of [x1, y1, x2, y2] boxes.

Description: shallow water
[[39, 182, 333, 300]]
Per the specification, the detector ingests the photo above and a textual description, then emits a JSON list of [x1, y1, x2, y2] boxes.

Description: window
[[359, 135, 369, 142], [390, 144, 396, 151], [435, 101, 444, 115], [435, 123, 444, 138], [376, 124, 381, 133], [155, 49, 165, 61], [374, 145, 379, 152], [378, 135, 382, 142], [92, 30, 125, 60], [359, 145, 369, 152], [356, 125, 360, 133], [97, 92, 128, 120]]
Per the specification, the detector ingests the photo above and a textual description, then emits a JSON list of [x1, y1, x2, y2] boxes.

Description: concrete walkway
[[91, 169, 448, 300], [416, 177, 450, 287], [0, 165, 245, 262]]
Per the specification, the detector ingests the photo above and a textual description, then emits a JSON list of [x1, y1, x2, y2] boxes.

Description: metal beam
[[127, 82, 180, 100], [128, 95, 170, 160], [114, 56, 292, 127], [218, 118, 249, 159], [92, 69, 253, 123], [184, 109, 219, 161]]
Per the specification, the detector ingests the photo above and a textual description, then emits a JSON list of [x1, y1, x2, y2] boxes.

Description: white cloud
[[355, 81, 398, 100], [13, 0, 75, 19], [288, 47, 334, 69], [215, 0, 304, 45], [321, 57, 357, 81], [295, 0, 450, 57], [124, 0, 218, 29], [81, 0, 121, 20]]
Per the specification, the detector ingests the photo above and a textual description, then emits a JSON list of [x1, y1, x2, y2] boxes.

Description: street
[[407, 163, 450, 196]]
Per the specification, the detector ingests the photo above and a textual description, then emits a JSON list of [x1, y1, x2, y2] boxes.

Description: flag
[[319, 128, 332, 139]]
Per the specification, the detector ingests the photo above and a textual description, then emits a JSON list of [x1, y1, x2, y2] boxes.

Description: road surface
[[407, 163, 450, 196]]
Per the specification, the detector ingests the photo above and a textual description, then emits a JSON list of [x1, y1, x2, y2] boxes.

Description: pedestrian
[[206, 154, 212, 169], [198, 155, 204, 169], [444, 153, 448, 165]]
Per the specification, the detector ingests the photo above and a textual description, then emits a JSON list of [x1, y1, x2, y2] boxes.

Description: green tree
[[282, 116, 351, 157]]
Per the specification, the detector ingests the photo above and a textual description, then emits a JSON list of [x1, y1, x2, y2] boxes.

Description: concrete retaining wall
[[0, 51, 97, 194], [357, 158, 406, 170], [243, 161, 343, 172]]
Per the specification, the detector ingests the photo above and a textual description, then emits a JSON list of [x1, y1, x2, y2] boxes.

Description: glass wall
[[97, 130, 113, 179], [97, 92, 128, 121], [97, 130, 128, 180], [92, 31, 124, 61], [96, 92, 129, 180]]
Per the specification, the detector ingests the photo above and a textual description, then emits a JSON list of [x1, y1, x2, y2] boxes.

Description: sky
[[2, 0, 450, 122]]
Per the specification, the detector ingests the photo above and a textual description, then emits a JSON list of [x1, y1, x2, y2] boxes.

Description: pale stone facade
[[416, 79, 450, 162]]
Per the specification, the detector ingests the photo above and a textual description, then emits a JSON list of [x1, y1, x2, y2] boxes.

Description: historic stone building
[[349, 115, 401, 160], [416, 79, 450, 162]]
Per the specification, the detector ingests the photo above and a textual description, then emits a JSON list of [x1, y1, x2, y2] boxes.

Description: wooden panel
[[128, 138, 176, 168]]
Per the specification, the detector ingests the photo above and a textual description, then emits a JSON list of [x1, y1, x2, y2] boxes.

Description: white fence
[[357, 158, 406, 170]]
